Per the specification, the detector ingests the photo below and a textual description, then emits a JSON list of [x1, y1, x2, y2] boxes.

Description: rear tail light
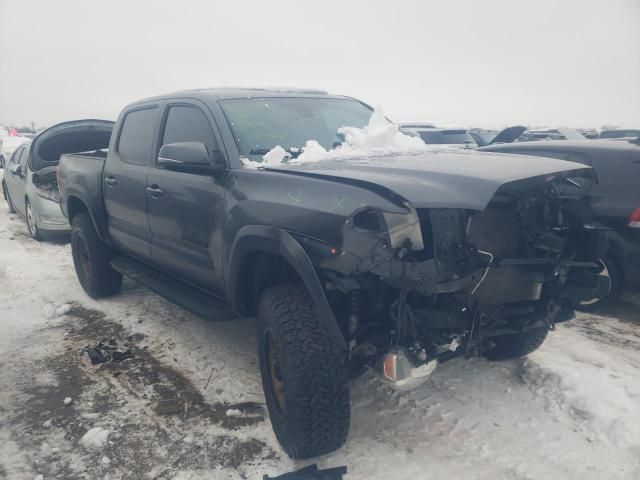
[[629, 208, 640, 228]]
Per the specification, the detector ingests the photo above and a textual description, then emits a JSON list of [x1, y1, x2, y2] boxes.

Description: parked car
[[516, 128, 586, 142], [578, 128, 599, 139], [58, 88, 607, 459], [2, 120, 113, 240], [481, 139, 640, 309], [400, 123, 478, 148], [0, 135, 30, 169], [468, 128, 499, 147], [599, 129, 640, 139]]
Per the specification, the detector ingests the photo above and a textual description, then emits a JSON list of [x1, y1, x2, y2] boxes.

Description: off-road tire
[[576, 254, 621, 312], [483, 327, 549, 361], [71, 212, 122, 298], [257, 284, 350, 459], [2, 181, 15, 213]]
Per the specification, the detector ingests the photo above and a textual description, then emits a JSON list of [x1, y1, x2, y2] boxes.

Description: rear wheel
[[71, 212, 122, 298], [25, 198, 42, 241], [483, 327, 549, 361], [257, 284, 350, 458], [2, 182, 15, 213]]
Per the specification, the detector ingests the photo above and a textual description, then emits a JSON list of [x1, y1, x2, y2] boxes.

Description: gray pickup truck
[[57, 88, 609, 458]]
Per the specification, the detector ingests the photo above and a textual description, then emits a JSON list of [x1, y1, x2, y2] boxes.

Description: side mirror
[[158, 142, 225, 174], [9, 164, 22, 176]]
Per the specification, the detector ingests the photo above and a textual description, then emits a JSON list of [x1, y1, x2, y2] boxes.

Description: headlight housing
[[352, 205, 424, 251], [382, 208, 424, 251]]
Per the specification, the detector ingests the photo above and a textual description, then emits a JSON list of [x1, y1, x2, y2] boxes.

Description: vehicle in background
[[481, 138, 640, 309], [578, 128, 599, 139], [2, 120, 113, 240], [516, 128, 586, 142], [0, 135, 30, 169], [399, 123, 478, 148], [58, 88, 607, 459], [600, 129, 640, 139], [468, 128, 499, 147]]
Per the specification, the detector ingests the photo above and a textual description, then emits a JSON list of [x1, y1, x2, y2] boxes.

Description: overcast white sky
[[1, 0, 638, 130]]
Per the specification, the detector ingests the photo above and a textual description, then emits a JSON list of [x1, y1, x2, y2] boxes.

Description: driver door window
[[159, 105, 218, 162]]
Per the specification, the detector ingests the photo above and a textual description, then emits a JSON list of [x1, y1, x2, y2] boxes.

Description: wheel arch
[[226, 225, 347, 350], [65, 192, 112, 245]]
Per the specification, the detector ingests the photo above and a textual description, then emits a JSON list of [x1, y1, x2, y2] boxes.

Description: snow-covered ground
[[1, 170, 639, 479]]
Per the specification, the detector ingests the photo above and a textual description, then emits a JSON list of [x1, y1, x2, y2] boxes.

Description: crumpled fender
[[226, 224, 347, 350]]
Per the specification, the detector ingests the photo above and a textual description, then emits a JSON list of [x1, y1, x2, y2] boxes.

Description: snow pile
[[80, 427, 111, 450], [43, 303, 71, 319], [242, 106, 433, 169], [521, 348, 640, 447]]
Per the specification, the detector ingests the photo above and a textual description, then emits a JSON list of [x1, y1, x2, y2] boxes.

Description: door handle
[[105, 176, 118, 186], [146, 185, 164, 197]]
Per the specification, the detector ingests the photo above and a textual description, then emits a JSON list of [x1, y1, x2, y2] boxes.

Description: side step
[[110, 256, 236, 321]]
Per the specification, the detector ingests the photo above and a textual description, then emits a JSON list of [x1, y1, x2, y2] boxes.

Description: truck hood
[[266, 150, 593, 211], [30, 119, 114, 171]]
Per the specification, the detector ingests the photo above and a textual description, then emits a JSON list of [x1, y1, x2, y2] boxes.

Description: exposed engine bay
[[314, 172, 610, 390]]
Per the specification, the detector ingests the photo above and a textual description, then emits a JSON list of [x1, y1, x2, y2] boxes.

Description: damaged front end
[[312, 170, 609, 390]]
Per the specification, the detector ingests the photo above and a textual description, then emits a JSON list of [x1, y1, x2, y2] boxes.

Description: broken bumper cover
[[377, 347, 438, 391]]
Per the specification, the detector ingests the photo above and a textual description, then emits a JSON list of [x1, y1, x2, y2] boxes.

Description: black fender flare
[[226, 225, 347, 351], [64, 188, 112, 246]]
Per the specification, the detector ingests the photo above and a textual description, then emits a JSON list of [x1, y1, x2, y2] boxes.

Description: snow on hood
[[241, 106, 449, 169]]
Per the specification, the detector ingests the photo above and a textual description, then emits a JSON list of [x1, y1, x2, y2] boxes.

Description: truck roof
[[128, 87, 354, 106]]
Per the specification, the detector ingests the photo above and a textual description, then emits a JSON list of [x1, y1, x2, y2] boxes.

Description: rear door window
[[160, 105, 218, 153], [117, 108, 158, 166], [19, 147, 29, 172], [10, 146, 24, 164]]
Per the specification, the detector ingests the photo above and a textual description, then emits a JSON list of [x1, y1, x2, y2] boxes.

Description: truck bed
[[57, 151, 108, 237]]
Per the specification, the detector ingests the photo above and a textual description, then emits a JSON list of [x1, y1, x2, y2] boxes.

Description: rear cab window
[[117, 107, 158, 166]]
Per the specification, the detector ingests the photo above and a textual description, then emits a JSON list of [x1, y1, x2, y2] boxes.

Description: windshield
[[219, 97, 373, 161], [418, 130, 476, 145]]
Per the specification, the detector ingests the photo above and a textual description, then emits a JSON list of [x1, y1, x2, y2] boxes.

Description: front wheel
[[257, 284, 350, 459], [71, 212, 122, 298], [25, 198, 42, 241]]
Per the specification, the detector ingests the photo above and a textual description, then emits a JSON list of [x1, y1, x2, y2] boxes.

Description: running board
[[110, 256, 236, 321]]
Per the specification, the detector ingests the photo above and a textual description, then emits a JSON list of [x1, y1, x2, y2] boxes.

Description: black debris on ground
[[83, 337, 134, 364]]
